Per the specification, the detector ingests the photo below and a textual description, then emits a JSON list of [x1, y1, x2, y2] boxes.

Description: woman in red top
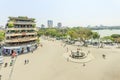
[[11, 51, 17, 58]]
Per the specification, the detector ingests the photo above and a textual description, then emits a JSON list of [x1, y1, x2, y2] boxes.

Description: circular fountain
[[70, 50, 87, 59], [64, 48, 94, 63]]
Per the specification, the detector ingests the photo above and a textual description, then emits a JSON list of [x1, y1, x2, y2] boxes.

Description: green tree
[[0, 36, 4, 41], [67, 30, 78, 40], [102, 36, 113, 41], [111, 34, 120, 38], [77, 28, 92, 42], [37, 28, 46, 37], [92, 32, 100, 39], [44, 28, 57, 37]]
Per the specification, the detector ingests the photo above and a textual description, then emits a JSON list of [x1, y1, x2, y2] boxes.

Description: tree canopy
[[111, 34, 120, 43], [111, 34, 120, 38], [37, 27, 96, 43], [92, 32, 100, 39]]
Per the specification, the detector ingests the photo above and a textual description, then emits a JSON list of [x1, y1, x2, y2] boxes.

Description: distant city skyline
[[0, 0, 120, 27]]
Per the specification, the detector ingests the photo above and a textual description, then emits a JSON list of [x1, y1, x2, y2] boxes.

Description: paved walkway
[[0, 38, 120, 80]]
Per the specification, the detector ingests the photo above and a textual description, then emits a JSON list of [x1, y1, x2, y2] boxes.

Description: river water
[[93, 30, 120, 37]]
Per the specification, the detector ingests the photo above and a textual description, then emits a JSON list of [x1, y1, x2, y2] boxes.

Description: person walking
[[10, 60, 14, 66], [0, 75, 2, 80], [27, 59, 29, 64], [24, 60, 27, 65], [4, 63, 8, 67], [64, 44, 66, 47], [102, 54, 106, 59], [83, 63, 86, 67], [41, 44, 43, 47], [67, 57, 69, 62], [31, 50, 33, 53], [11, 51, 17, 58], [67, 47, 68, 52]]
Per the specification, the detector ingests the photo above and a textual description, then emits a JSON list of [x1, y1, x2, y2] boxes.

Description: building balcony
[[6, 28, 37, 31], [5, 37, 37, 43], [6, 32, 37, 36], [13, 22, 35, 25]]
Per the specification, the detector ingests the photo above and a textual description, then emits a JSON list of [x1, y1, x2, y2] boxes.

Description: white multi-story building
[[3, 16, 38, 55]]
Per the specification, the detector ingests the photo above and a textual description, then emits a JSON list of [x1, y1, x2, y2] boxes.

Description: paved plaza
[[0, 38, 120, 80]]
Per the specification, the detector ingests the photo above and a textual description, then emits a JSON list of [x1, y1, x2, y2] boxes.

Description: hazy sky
[[0, 0, 120, 27]]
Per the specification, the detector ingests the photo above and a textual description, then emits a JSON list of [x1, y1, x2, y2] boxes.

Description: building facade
[[41, 24, 45, 28], [47, 20, 53, 28], [57, 22, 62, 28], [3, 16, 38, 55]]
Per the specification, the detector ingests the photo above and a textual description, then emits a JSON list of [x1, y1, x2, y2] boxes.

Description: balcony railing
[[5, 42, 37, 47], [5, 37, 37, 43], [13, 22, 35, 25], [6, 28, 37, 30], [6, 32, 37, 36]]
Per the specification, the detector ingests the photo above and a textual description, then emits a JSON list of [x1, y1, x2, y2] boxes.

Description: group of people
[[4, 59, 14, 68], [4, 59, 29, 68], [24, 59, 29, 65]]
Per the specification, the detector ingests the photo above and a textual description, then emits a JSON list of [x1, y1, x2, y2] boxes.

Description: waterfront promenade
[[0, 38, 120, 80]]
